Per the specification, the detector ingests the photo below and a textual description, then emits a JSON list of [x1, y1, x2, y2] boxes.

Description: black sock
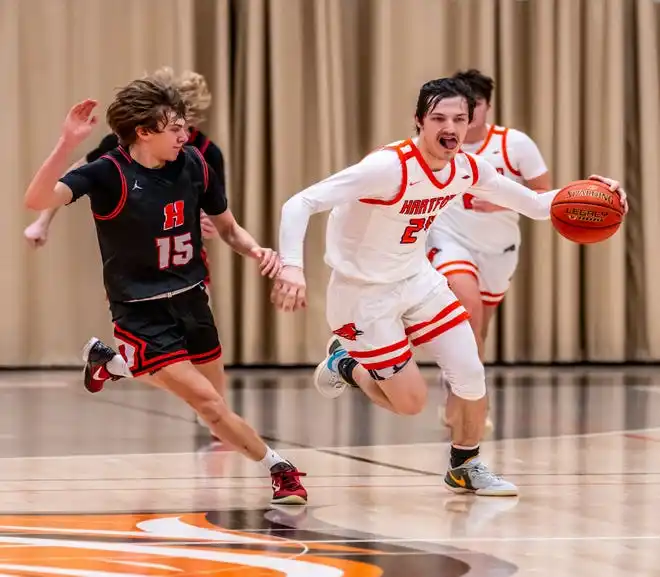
[[450, 445, 479, 468], [337, 357, 359, 387]]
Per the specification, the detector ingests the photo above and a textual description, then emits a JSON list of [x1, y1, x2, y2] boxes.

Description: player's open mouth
[[439, 136, 458, 150]]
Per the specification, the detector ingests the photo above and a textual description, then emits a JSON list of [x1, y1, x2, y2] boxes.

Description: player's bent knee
[[395, 393, 426, 416], [447, 357, 486, 401], [192, 393, 230, 426], [425, 320, 486, 401], [447, 276, 482, 314]]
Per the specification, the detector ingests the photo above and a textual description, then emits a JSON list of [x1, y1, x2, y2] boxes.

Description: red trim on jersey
[[199, 137, 211, 155], [187, 128, 199, 144], [494, 126, 521, 176], [190, 146, 209, 192], [473, 124, 496, 155], [94, 155, 128, 221], [464, 153, 480, 185], [117, 145, 132, 163], [408, 140, 456, 189], [359, 146, 408, 206]]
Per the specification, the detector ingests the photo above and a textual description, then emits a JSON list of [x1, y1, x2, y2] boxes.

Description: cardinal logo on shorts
[[333, 323, 364, 341]]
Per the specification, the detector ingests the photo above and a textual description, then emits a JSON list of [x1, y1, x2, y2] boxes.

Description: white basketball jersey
[[433, 125, 526, 253], [325, 138, 478, 284]]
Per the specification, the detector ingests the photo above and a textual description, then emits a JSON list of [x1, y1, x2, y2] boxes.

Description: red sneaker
[[82, 337, 122, 393], [270, 462, 308, 505]]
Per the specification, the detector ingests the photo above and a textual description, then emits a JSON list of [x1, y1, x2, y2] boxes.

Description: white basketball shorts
[[326, 263, 470, 373], [427, 233, 519, 306]]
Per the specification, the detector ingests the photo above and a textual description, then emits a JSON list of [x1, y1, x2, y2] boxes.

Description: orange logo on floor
[[0, 512, 385, 575]]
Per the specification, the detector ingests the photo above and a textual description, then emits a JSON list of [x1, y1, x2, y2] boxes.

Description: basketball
[[550, 179, 624, 244]]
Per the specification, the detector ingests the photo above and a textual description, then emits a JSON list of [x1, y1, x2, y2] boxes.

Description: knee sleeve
[[446, 358, 486, 400], [420, 321, 486, 400]]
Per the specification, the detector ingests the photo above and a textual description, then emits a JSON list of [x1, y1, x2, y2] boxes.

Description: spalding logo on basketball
[[550, 179, 624, 244]]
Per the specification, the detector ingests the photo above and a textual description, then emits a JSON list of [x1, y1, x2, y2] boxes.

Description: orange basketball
[[550, 179, 624, 244]]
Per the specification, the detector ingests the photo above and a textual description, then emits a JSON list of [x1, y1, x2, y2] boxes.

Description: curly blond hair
[[149, 66, 212, 125]]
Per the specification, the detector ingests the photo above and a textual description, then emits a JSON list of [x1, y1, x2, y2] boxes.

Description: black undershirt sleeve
[[60, 158, 124, 216]]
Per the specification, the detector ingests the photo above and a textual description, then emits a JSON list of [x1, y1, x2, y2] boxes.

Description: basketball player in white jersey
[[428, 69, 551, 359], [271, 78, 626, 496], [427, 69, 551, 435]]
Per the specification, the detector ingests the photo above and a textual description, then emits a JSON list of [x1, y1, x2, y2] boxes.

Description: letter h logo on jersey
[[163, 200, 185, 230]]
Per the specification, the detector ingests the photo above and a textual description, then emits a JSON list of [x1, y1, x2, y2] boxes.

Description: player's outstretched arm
[[278, 150, 400, 269], [272, 150, 401, 313], [199, 160, 279, 276], [469, 156, 627, 219], [208, 210, 281, 279], [24, 100, 98, 211], [24, 156, 88, 248], [471, 171, 552, 213]]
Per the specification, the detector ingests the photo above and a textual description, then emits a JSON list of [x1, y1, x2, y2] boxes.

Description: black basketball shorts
[[111, 283, 222, 377]]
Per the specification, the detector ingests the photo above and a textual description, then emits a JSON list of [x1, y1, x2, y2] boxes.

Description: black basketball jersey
[[62, 144, 227, 303]]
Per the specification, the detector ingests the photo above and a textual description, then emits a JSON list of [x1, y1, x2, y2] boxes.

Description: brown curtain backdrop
[[2, 0, 659, 367]]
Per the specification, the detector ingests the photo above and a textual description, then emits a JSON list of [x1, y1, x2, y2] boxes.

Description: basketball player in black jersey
[[24, 68, 221, 269], [24, 68, 223, 439], [24, 79, 308, 505]]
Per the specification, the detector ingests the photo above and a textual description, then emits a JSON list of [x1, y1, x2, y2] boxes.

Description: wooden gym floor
[[0, 365, 659, 576]]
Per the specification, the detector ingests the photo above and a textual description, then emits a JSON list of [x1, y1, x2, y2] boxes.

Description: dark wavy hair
[[106, 78, 187, 146], [452, 69, 495, 103], [414, 78, 476, 134]]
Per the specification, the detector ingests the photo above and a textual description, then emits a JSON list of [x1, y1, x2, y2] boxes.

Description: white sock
[[106, 354, 132, 378], [259, 447, 286, 471]]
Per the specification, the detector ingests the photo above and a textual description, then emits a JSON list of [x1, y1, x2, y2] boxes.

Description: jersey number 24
[[400, 215, 436, 244]]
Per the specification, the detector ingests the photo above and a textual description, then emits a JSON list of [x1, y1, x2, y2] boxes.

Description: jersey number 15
[[156, 234, 193, 270], [156, 202, 193, 269]]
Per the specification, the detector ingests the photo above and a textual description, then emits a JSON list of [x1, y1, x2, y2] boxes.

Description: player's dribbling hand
[[62, 99, 99, 147], [200, 212, 219, 239], [23, 220, 49, 248], [249, 247, 282, 279], [588, 175, 629, 214], [271, 266, 307, 312]]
